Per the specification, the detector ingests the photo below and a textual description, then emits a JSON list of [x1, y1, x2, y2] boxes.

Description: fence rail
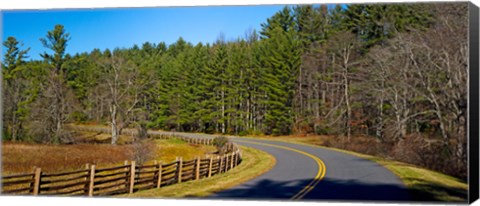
[[1, 134, 242, 197]]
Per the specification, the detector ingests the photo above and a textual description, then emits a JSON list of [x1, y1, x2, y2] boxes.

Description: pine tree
[[259, 8, 302, 135], [38, 24, 75, 143], [2, 37, 31, 141]]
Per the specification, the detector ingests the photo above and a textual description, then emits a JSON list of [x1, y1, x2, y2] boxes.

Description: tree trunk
[[110, 103, 118, 145], [376, 97, 384, 141], [342, 48, 352, 142], [221, 88, 225, 134], [344, 74, 352, 141]]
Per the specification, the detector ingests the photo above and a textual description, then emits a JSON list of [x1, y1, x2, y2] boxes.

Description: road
[[151, 131, 411, 201]]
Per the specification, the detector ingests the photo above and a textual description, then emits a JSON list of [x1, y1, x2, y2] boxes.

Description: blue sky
[[1, 5, 286, 60]]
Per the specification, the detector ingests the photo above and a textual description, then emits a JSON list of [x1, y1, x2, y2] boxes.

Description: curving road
[[149, 131, 411, 202]]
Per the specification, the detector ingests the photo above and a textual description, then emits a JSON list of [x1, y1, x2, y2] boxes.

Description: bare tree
[[328, 32, 362, 141], [98, 50, 147, 144], [404, 3, 468, 161], [29, 70, 78, 143], [368, 39, 434, 142]]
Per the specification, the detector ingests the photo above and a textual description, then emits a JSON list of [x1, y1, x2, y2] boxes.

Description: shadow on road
[[207, 177, 413, 202], [206, 176, 468, 203]]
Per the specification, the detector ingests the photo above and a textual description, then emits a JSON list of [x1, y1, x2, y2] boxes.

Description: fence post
[[225, 154, 231, 172], [195, 156, 201, 180], [88, 165, 96, 197], [124, 161, 129, 190], [233, 153, 237, 167], [230, 153, 234, 169], [234, 152, 238, 167], [177, 157, 183, 183], [84, 164, 90, 195], [226, 154, 230, 171], [32, 167, 42, 195], [219, 155, 224, 173], [129, 161, 136, 194], [208, 156, 213, 177], [157, 161, 163, 188], [153, 160, 158, 186]]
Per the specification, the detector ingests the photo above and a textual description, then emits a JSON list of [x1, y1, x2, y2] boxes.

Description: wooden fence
[[1, 135, 242, 196]]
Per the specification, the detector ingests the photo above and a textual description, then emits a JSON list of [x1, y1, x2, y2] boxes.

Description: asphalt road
[[149, 131, 411, 202]]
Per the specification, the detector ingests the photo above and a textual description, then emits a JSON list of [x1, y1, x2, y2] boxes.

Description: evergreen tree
[[36, 24, 75, 143], [344, 4, 433, 48], [2, 37, 31, 141], [259, 9, 302, 134]]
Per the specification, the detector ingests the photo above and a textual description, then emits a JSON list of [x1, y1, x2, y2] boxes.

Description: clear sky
[[1, 5, 286, 60]]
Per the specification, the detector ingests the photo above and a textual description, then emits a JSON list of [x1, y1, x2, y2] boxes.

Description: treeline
[[2, 3, 468, 178]]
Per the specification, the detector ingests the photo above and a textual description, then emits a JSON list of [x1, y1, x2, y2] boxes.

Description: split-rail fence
[[1, 134, 242, 196]]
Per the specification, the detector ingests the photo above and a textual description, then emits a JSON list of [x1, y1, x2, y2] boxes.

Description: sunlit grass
[[153, 139, 216, 163], [120, 146, 276, 198]]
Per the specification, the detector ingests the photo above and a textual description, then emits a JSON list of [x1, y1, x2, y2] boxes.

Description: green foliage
[[40, 24, 71, 71], [258, 6, 302, 135], [2, 37, 33, 142], [2, 37, 30, 74], [344, 4, 433, 48]]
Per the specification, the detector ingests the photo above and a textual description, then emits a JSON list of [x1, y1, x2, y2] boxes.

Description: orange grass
[[2, 138, 217, 175], [1, 142, 135, 175]]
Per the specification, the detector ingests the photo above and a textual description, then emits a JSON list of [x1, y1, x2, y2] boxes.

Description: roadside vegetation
[[121, 146, 276, 198], [248, 135, 468, 202], [1, 136, 216, 175]]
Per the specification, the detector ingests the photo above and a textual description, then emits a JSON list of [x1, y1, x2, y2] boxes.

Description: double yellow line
[[234, 139, 327, 200]]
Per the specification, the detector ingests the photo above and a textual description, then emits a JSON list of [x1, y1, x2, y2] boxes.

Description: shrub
[[213, 136, 229, 154], [130, 139, 155, 165], [238, 131, 248, 136], [391, 134, 466, 180]]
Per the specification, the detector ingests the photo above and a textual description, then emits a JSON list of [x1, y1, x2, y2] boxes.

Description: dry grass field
[[2, 142, 133, 174], [1, 138, 216, 175]]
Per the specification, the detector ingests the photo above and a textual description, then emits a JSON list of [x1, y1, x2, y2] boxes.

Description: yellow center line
[[234, 139, 327, 200]]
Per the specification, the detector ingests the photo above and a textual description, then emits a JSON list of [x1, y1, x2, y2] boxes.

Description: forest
[[2, 3, 468, 179]]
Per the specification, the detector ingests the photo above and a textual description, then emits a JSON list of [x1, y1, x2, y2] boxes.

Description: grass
[[1, 142, 134, 174], [242, 135, 468, 202], [357, 153, 468, 202], [153, 138, 216, 163], [119, 145, 276, 198], [1, 138, 216, 175]]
